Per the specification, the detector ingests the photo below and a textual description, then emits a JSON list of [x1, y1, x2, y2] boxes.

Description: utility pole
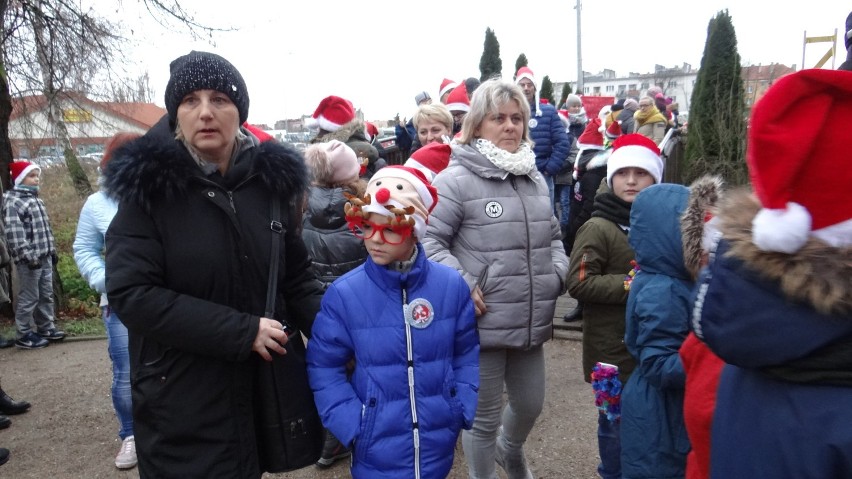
[[575, 0, 583, 94]]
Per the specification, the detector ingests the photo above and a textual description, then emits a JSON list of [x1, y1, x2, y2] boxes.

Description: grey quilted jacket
[[423, 143, 569, 350]]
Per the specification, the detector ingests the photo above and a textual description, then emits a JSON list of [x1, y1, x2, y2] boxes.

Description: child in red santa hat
[[307, 166, 479, 479], [3, 161, 65, 349], [694, 68, 852, 479]]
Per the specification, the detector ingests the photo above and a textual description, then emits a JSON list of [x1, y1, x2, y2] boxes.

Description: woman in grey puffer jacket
[[423, 79, 569, 479]]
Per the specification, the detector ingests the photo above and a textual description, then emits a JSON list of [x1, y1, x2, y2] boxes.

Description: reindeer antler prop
[[383, 205, 416, 229], [344, 192, 371, 221]]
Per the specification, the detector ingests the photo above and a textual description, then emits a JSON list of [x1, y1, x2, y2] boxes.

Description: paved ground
[[0, 294, 597, 478]]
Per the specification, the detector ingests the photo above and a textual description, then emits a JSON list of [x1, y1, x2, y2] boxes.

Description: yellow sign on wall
[[62, 109, 93, 123]]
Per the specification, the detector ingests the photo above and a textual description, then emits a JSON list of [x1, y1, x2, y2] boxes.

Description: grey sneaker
[[495, 430, 534, 479], [15, 332, 48, 350], [115, 435, 137, 469]]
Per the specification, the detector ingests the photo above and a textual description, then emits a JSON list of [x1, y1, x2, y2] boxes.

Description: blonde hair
[[457, 79, 531, 146], [412, 103, 453, 132]]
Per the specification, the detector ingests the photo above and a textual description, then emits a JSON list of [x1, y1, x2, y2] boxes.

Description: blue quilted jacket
[[528, 101, 571, 176], [307, 243, 479, 479]]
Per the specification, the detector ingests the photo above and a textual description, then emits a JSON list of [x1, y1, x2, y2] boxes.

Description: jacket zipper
[[402, 287, 421, 479], [510, 176, 535, 348]]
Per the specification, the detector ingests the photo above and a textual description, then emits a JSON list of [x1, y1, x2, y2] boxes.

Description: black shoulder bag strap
[[256, 197, 323, 473], [265, 198, 284, 318]]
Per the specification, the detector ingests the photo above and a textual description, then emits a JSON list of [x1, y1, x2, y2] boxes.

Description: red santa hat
[[604, 120, 622, 141], [405, 142, 452, 182], [748, 69, 852, 252], [576, 117, 604, 150], [362, 165, 438, 239], [10, 160, 40, 186], [515, 66, 541, 116], [606, 133, 663, 187], [444, 82, 470, 113], [439, 78, 458, 99], [364, 121, 379, 142], [307, 95, 355, 132]]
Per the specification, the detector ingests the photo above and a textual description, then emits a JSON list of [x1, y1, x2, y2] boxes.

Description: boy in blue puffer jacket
[[307, 165, 479, 479]]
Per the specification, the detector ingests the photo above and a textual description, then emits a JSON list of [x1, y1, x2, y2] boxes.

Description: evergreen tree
[[479, 28, 502, 82], [559, 82, 572, 107], [514, 54, 528, 80], [683, 10, 747, 185], [541, 75, 555, 105]]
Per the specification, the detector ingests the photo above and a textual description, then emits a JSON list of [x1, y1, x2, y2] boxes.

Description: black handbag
[[254, 199, 324, 473]]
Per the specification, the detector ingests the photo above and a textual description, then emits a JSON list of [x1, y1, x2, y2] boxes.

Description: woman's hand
[[472, 286, 487, 317], [253, 317, 290, 362]]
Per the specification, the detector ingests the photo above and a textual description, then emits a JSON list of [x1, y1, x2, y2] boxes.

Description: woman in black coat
[[104, 51, 324, 478]]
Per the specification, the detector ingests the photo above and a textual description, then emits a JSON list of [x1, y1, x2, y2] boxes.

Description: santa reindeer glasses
[[347, 218, 413, 245]]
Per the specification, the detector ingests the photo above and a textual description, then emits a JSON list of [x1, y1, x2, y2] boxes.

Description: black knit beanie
[[164, 51, 249, 125]]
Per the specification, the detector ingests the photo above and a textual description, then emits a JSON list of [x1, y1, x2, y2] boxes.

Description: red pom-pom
[[375, 187, 390, 204]]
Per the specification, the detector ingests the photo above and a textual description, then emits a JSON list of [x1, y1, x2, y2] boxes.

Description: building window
[[629, 84, 637, 91], [668, 81, 678, 88], [584, 86, 589, 94], [605, 85, 614, 92], [747, 85, 753, 93], [641, 82, 649, 89], [593, 86, 601, 94]]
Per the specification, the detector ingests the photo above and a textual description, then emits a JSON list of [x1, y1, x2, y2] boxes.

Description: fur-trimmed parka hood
[[103, 115, 309, 213], [309, 118, 367, 145], [681, 175, 724, 280], [719, 188, 852, 315]]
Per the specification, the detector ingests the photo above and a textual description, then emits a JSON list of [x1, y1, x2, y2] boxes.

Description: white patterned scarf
[[475, 138, 537, 176]]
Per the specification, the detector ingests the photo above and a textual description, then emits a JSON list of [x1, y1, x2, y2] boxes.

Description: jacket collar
[[103, 115, 309, 213], [364, 242, 428, 293]]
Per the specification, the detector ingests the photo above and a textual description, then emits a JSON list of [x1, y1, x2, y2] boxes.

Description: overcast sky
[[114, 0, 849, 126]]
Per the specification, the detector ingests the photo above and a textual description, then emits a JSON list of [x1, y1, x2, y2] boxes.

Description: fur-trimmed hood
[[681, 175, 724, 280], [103, 116, 309, 212], [309, 118, 368, 145], [719, 188, 852, 315]]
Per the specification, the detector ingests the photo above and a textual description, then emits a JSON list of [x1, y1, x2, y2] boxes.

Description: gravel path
[[0, 295, 598, 478]]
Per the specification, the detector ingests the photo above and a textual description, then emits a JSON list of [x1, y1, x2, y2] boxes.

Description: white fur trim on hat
[[316, 115, 343, 133], [404, 159, 436, 182], [811, 218, 852, 248], [752, 202, 812, 253], [606, 144, 663, 187]]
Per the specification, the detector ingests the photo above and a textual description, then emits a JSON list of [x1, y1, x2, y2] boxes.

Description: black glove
[[27, 260, 41, 270]]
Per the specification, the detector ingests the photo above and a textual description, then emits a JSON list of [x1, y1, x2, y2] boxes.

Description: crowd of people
[[0, 13, 850, 477]]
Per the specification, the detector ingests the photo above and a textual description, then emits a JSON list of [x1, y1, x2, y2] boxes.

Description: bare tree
[[0, 0, 229, 193]]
